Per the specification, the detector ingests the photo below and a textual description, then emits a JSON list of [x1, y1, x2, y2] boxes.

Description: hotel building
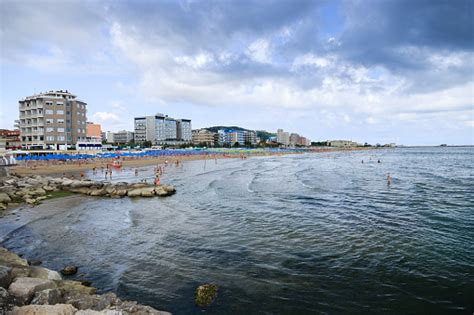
[[134, 113, 192, 145], [18, 90, 87, 150]]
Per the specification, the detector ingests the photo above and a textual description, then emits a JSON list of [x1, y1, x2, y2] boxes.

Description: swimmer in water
[[378, 159, 381, 163], [387, 173, 392, 186]]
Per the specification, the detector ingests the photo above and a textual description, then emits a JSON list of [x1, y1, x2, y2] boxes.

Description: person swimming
[[387, 173, 392, 186]]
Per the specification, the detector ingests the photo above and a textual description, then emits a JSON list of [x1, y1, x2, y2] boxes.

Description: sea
[[1, 147, 473, 314]]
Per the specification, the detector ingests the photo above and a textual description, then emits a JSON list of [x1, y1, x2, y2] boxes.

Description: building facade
[[327, 140, 360, 147], [113, 130, 134, 144], [192, 129, 217, 146], [0, 129, 21, 150], [86, 122, 102, 140], [18, 90, 87, 150], [277, 129, 290, 146], [134, 113, 192, 145]]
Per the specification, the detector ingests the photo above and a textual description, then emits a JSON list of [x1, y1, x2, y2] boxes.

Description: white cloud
[[246, 39, 272, 64]]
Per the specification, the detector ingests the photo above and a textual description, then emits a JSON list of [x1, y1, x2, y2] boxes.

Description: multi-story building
[[113, 130, 134, 144], [18, 90, 87, 150], [0, 129, 21, 150], [86, 122, 102, 140], [244, 130, 257, 145], [192, 129, 217, 146], [327, 140, 360, 147], [177, 119, 192, 142], [134, 113, 192, 145], [277, 129, 290, 146]]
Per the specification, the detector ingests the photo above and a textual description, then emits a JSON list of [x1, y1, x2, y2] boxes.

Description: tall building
[[177, 119, 192, 142], [134, 113, 192, 145], [277, 129, 290, 146], [18, 90, 87, 150]]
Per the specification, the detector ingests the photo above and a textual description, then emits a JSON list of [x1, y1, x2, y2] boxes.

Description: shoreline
[[9, 147, 375, 176]]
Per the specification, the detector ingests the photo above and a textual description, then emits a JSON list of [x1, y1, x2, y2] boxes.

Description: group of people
[[361, 157, 393, 186]]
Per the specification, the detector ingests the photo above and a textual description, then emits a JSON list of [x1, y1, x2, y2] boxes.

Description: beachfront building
[[86, 122, 102, 141], [192, 129, 218, 146], [134, 113, 192, 145], [18, 90, 87, 150], [277, 129, 290, 146], [244, 130, 257, 145], [0, 129, 21, 150], [327, 140, 361, 147], [113, 130, 134, 144]]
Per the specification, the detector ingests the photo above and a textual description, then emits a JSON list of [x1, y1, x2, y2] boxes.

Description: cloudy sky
[[1, 0, 473, 145]]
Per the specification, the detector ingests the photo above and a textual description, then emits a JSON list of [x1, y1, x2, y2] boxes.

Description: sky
[[0, 0, 473, 145]]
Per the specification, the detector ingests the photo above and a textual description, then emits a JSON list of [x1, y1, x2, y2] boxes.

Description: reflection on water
[[1, 147, 473, 314]]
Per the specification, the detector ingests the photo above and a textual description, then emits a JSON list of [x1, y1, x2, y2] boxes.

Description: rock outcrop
[[0, 174, 176, 210], [0, 247, 171, 314]]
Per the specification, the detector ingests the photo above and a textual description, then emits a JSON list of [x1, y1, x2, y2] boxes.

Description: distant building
[[86, 122, 101, 140], [327, 140, 361, 147], [0, 129, 21, 150], [192, 129, 217, 146], [106, 131, 114, 144], [134, 113, 192, 145], [113, 130, 134, 144], [18, 90, 87, 150], [244, 130, 257, 145], [277, 129, 290, 146]]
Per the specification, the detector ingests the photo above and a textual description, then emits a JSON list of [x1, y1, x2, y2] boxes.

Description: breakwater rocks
[[0, 247, 170, 314], [0, 175, 176, 209]]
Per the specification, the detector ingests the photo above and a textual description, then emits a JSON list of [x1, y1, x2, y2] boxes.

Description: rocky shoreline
[[0, 247, 170, 314], [0, 174, 176, 210]]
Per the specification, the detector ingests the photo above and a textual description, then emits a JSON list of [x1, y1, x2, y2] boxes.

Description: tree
[[142, 141, 153, 148]]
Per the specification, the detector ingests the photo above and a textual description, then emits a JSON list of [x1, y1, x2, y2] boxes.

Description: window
[[57, 110, 64, 115], [57, 136, 65, 141], [78, 128, 81, 133], [46, 136, 54, 141], [46, 127, 54, 132], [57, 128, 65, 132], [45, 101, 53, 106], [45, 110, 54, 115], [57, 119, 64, 124], [46, 119, 54, 124]]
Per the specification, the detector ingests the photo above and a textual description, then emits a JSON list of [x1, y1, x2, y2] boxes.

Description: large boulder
[[0, 192, 11, 203], [0, 247, 29, 268], [9, 304, 77, 315], [0, 265, 13, 288], [56, 280, 96, 296], [89, 189, 106, 197], [70, 181, 94, 189], [0, 287, 11, 309], [31, 288, 63, 305], [161, 185, 176, 194], [140, 187, 156, 197], [8, 277, 56, 305], [126, 189, 142, 197], [29, 266, 62, 280]]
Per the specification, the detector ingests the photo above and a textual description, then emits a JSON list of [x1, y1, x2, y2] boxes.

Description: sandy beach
[[9, 147, 375, 176]]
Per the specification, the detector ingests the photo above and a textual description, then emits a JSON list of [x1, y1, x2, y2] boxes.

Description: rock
[[112, 189, 127, 197], [140, 187, 156, 197], [115, 301, 171, 315], [194, 284, 218, 307], [161, 185, 176, 194], [69, 187, 91, 195], [25, 198, 37, 205], [29, 266, 62, 280], [89, 189, 106, 197], [0, 247, 29, 268], [126, 189, 142, 197], [0, 192, 11, 203], [31, 288, 63, 305], [131, 183, 148, 189], [36, 196, 47, 201], [70, 181, 94, 189], [0, 202, 6, 211], [42, 185, 56, 192], [79, 280, 92, 287], [8, 277, 56, 305], [30, 188, 46, 196], [9, 304, 77, 315], [61, 266, 78, 276], [104, 186, 116, 195], [56, 280, 96, 296], [154, 187, 168, 196], [0, 286, 11, 308], [0, 266, 12, 288], [75, 310, 122, 315], [27, 260, 42, 266]]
